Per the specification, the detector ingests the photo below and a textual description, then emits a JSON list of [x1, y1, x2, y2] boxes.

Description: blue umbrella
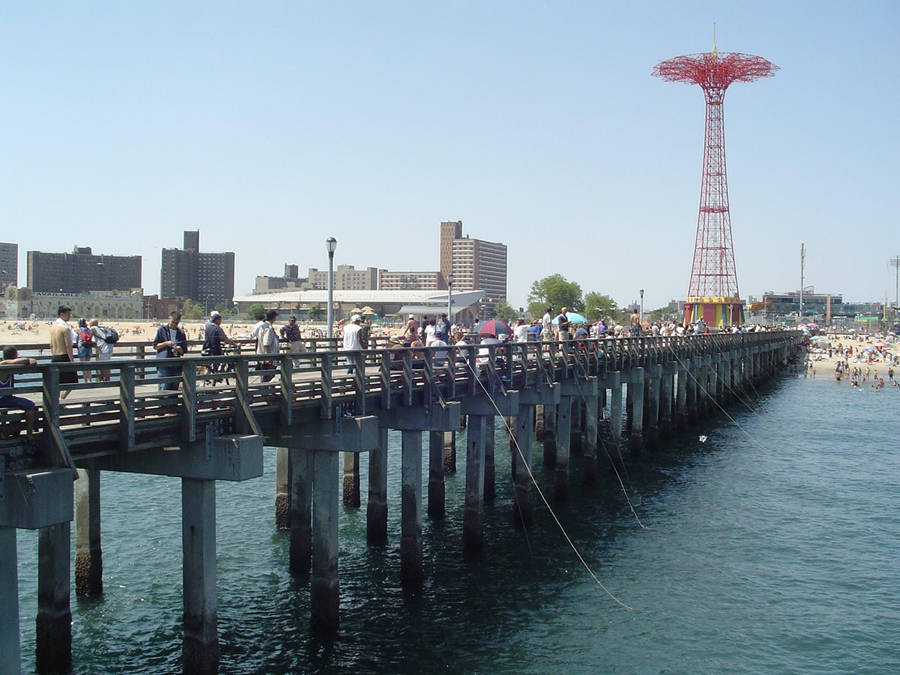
[[552, 312, 587, 325]]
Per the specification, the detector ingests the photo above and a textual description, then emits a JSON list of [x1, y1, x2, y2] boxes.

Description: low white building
[[4, 287, 144, 320], [233, 289, 485, 324]]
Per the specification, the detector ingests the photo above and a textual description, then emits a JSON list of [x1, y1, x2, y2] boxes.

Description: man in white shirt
[[255, 309, 279, 382], [343, 314, 363, 374], [541, 307, 553, 342], [514, 318, 529, 343]]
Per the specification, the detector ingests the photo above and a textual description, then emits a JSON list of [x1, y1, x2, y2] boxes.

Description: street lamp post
[[446, 274, 453, 321], [639, 289, 644, 324], [326, 237, 337, 340]]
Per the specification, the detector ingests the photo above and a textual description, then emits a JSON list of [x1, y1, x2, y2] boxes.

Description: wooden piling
[[543, 403, 557, 467], [182, 478, 219, 675], [367, 427, 389, 545], [428, 430, 445, 519], [629, 367, 645, 451], [401, 430, 424, 586], [463, 415, 486, 551], [512, 406, 534, 527], [0, 527, 21, 675], [275, 448, 289, 530], [583, 393, 598, 485], [36, 522, 71, 674], [342, 452, 361, 508], [554, 396, 572, 502], [442, 431, 456, 474], [289, 447, 313, 574], [75, 467, 103, 597], [311, 450, 339, 633], [484, 416, 496, 502]]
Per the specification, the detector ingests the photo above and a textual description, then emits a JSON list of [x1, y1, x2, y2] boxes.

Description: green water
[[14, 376, 900, 673]]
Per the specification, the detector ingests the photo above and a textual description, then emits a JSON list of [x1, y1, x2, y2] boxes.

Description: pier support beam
[[629, 367, 645, 451], [75, 467, 103, 597], [311, 450, 339, 634], [542, 404, 557, 467], [443, 431, 456, 474], [36, 522, 72, 674], [676, 362, 689, 429], [512, 406, 534, 527], [583, 390, 599, 485], [646, 365, 661, 445], [607, 372, 625, 471], [659, 364, 674, 438], [0, 527, 20, 674], [342, 452, 361, 508], [1, 468, 74, 675], [289, 447, 313, 574], [401, 430, 424, 586], [484, 416, 496, 502], [428, 430, 445, 519], [182, 478, 219, 675], [367, 427, 389, 544], [275, 448, 289, 530], [463, 415, 486, 551], [554, 396, 572, 502]]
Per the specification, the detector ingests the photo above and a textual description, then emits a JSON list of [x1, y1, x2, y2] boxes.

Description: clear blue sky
[[2, 1, 898, 310]]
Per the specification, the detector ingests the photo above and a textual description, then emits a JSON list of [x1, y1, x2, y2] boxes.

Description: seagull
[[698, 435, 708, 443]]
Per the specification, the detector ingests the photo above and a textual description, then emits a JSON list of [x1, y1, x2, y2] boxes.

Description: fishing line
[[666, 345, 765, 450], [462, 358, 634, 611]]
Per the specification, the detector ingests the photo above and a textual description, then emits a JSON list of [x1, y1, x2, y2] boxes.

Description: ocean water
[[14, 375, 900, 673]]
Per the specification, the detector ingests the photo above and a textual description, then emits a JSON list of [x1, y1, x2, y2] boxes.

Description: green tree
[[214, 303, 238, 318], [246, 303, 266, 321], [181, 298, 204, 321], [493, 301, 518, 321], [584, 292, 619, 322], [527, 274, 583, 318]]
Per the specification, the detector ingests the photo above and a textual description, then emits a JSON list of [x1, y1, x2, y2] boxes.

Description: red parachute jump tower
[[653, 41, 778, 328]]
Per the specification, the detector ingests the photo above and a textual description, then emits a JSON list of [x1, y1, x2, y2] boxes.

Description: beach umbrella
[[552, 312, 587, 324], [360, 306, 378, 316], [474, 319, 512, 337]]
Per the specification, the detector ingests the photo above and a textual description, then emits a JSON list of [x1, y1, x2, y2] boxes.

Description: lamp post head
[[326, 237, 337, 255], [640, 289, 644, 297]]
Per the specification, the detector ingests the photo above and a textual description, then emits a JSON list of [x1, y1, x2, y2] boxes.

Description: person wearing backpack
[[77, 317, 94, 383], [90, 319, 114, 382]]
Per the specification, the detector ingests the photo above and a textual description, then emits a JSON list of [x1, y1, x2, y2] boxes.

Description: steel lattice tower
[[653, 45, 778, 327]]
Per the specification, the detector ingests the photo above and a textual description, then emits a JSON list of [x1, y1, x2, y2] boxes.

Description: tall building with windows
[[378, 270, 445, 291], [0, 242, 17, 290], [306, 265, 379, 291], [27, 246, 141, 294], [160, 231, 235, 308], [439, 221, 507, 318]]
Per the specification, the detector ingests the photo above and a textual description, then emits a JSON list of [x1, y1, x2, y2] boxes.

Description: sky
[[2, 1, 898, 311]]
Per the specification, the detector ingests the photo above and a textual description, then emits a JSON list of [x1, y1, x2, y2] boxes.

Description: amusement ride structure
[[653, 37, 778, 327]]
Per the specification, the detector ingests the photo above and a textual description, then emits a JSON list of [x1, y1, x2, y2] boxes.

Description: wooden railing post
[[119, 363, 135, 451], [280, 354, 293, 426], [181, 364, 197, 443]]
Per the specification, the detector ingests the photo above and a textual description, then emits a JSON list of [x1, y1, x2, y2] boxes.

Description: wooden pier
[[0, 331, 802, 673]]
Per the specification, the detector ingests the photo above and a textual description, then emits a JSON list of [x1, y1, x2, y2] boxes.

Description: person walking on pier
[[90, 319, 114, 382], [154, 311, 188, 391], [76, 317, 95, 383], [204, 312, 234, 383], [542, 307, 553, 342], [280, 315, 305, 354], [343, 314, 363, 375], [255, 309, 279, 382], [50, 304, 77, 398], [556, 307, 571, 342], [629, 308, 640, 337]]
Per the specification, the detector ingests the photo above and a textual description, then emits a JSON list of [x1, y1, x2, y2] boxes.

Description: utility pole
[[890, 255, 900, 314], [799, 243, 805, 322]]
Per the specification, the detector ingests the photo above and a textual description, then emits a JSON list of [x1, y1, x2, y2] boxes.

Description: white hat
[[408, 314, 414, 319], [352, 314, 362, 322]]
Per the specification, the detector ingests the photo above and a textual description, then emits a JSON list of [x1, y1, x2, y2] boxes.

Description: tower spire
[[712, 23, 717, 58]]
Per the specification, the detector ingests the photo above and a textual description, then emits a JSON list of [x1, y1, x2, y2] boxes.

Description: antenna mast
[[800, 243, 805, 321]]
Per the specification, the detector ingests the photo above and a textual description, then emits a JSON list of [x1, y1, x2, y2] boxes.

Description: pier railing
[[0, 332, 799, 473]]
